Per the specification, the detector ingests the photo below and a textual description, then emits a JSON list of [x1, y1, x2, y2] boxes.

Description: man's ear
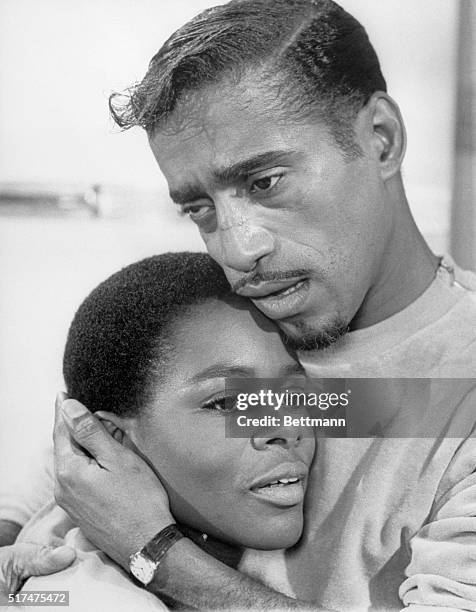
[[366, 92, 407, 181], [94, 410, 132, 445]]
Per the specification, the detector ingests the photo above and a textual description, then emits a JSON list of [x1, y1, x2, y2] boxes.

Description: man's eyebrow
[[212, 149, 296, 184], [189, 363, 255, 384], [169, 185, 207, 206], [169, 149, 296, 204]]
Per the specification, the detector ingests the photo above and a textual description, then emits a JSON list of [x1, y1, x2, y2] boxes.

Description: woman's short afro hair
[[63, 252, 232, 417]]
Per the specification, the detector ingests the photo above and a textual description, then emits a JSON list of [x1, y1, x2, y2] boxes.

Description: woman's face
[[125, 297, 315, 550]]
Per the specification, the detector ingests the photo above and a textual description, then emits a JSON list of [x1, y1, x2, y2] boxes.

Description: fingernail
[[62, 399, 87, 420]]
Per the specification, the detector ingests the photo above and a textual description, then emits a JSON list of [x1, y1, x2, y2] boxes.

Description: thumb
[[61, 399, 122, 462], [1, 544, 76, 595], [22, 545, 76, 578]]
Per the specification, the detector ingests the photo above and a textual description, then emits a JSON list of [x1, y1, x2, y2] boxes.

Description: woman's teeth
[[251, 476, 305, 506], [261, 477, 300, 488]]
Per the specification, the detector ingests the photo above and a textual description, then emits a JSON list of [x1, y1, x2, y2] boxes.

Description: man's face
[[150, 76, 392, 348]]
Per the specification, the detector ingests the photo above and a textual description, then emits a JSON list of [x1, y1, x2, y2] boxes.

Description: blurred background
[[0, 0, 474, 488]]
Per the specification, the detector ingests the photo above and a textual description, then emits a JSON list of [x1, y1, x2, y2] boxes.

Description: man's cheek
[[200, 231, 224, 265]]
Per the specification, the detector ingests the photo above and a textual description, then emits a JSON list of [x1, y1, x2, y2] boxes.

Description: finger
[[53, 394, 69, 473], [56, 391, 68, 411], [53, 392, 69, 450], [61, 399, 123, 465], [53, 395, 86, 475], [19, 545, 76, 579], [54, 400, 97, 497]]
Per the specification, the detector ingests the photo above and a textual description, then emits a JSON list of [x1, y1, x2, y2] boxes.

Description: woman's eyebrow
[[190, 363, 255, 383], [188, 361, 304, 384]]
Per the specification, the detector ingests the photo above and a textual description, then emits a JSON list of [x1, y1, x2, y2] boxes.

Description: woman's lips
[[249, 478, 305, 507], [250, 279, 311, 320], [248, 463, 308, 507]]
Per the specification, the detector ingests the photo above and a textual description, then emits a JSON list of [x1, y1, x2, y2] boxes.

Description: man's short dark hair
[[63, 252, 232, 417], [109, 0, 386, 156]]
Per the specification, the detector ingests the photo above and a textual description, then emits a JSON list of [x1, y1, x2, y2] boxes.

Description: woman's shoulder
[[22, 531, 168, 612], [18, 505, 169, 612]]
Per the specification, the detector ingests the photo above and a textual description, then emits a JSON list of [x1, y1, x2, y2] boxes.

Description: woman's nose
[[251, 427, 302, 451]]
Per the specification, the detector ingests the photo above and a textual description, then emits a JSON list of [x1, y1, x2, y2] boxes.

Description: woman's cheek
[[164, 451, 241, 536], [151, 435, 234, 498]]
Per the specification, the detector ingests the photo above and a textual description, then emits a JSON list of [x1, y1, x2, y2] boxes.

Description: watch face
[[130, 552, 157, 585]]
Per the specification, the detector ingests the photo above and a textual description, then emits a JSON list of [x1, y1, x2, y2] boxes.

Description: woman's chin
[[258, 531, 302, 550], [238, 515, 304, 550], [172, 500, 305, 551]]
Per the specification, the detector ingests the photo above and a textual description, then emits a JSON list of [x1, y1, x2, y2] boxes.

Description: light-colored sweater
[[275, 259, 476, 611]]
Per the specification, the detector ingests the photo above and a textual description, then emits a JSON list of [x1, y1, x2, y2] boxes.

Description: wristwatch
[[129, 524, 184, 585]]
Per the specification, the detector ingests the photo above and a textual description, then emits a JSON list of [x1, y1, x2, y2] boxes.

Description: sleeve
[[399, 434, 476, 611], [0, 445, 54, 526], [22, 528, 170, 612]]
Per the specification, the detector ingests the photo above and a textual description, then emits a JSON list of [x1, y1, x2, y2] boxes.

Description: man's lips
[[236, 278, 311, 320], [236, 277, 307, 299]]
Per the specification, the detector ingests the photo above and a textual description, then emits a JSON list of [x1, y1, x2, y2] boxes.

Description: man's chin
[[278, 317, 349, 352]]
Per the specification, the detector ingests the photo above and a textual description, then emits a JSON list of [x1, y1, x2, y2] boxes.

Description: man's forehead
[[151, 100, 314, 178], [152, 78, 253, 139], [149, 74, 335, 195], [151, 69, 306, 147]]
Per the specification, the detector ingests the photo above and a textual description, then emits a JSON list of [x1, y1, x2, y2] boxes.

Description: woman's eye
[[201, 397, 237, 414], [249, 174, 281, 194]]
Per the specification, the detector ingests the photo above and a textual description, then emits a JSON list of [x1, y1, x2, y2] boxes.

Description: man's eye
[[182, 204, 214, 221], [201, 396, 237, 414], [249, 174, 281, 194]]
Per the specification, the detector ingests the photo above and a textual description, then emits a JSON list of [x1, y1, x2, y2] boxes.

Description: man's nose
[[215, 219, 275, 273], [251, 426, 302, 451]]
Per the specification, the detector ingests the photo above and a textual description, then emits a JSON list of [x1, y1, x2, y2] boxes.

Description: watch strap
[[178, 523, 243, 569], [142, 523, 184, 565]]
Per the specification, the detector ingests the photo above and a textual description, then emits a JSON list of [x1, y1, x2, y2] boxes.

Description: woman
[[12, 252, 315, 610]]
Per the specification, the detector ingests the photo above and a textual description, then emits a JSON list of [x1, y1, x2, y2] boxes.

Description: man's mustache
[[231, 269, 311, 293]]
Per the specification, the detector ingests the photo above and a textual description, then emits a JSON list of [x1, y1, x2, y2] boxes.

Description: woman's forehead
[[168, 297, 299, 382]]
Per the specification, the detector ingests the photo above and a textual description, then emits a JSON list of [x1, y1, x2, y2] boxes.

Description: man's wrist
[[117, 512, 174, 571], [129, 524, 183, 586]]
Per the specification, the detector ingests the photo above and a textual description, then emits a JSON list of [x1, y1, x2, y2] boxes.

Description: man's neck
[[350, 198, 440, 331]]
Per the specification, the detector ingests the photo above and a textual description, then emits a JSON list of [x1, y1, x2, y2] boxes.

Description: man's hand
[[0, 543, 75, 603], [53, 394, 173, 569], [53, 395, 320, 610]]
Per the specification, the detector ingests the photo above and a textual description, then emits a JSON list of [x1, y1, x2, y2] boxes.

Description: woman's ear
[[94, 410, 131, 445], [94, 410, 153, 473], [94, 411, 150, 466], [366, 92, 407, 181]]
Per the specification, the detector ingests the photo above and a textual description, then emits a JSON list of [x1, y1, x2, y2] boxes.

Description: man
[[2, 0, 476, 609]]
